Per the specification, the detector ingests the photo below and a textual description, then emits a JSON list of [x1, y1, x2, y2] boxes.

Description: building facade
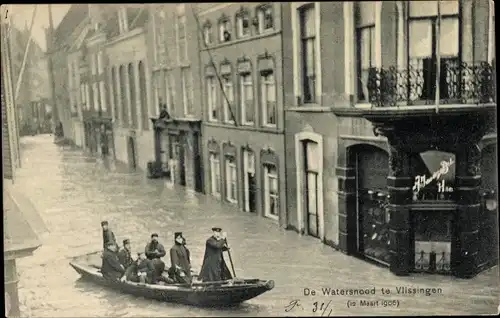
[[197, 3, 287, 225], [284, 0, 497, 278], [147, 4, 203, 192], [50, 4, 89, 147], [104, 5, 152, 170]]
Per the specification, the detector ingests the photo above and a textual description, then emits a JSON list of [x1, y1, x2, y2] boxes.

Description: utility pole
[[47, 4, 60, 135]]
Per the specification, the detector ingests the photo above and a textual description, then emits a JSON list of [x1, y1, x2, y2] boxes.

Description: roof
[[53, 4, 89, 48], [3, 184, 47, 256]]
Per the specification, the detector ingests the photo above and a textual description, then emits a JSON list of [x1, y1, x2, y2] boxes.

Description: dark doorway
[[355, 145, 390, 265], [128, 136, 136, 169], [193, 133, 203, 192], [177, 135, 186, 186], [242, 149, 257, 213]]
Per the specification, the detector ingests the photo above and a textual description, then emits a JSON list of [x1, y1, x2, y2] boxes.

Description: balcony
[[365, 60, 496, 108]]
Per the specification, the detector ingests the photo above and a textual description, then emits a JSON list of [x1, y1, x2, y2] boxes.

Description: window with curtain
[[210, 153, 221, 196], [408, 0, 459, 102], [207, 76, 217, 121], [261, 71, 276, 126], [299, 5, 316, 104], [226, 156, 237, 203], [236, 10, 250, 38], [219, 19, 231, 42], [356, 2, 376, 102], [240, 73, 254, 125], [258, 4, 274, 33], [222, 75, 234, 123], [264, 164, 279, 219]]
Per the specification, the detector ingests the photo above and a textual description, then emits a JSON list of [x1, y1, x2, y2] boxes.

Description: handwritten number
[[312, 301, 317, 312]]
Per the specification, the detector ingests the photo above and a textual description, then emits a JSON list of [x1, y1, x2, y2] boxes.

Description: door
[[128, 136, 136, 169], [306, 171, 319, 238], [355, 146, 390, 264], [243, 150, 257, 212], [193, 133, 203, 192]]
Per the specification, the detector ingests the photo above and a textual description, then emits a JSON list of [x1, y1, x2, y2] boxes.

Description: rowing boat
[[69, 252, 275, 307]]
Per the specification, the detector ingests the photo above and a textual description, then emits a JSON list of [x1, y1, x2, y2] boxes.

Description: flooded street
[[14, 135, 499, 316]]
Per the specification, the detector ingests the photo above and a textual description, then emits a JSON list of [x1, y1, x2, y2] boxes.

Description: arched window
[[203, 20, 213, 46], [236, 7, 251, 38], [119, 65, 128, 125], [138, 61, 148, 129], [128, 63, 138, 128]]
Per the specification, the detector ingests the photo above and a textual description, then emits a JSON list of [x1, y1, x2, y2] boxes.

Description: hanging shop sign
[[412, 157, 455, 194]]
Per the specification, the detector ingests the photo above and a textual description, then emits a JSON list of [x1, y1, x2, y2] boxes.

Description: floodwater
[[14, 134, 499, 317]]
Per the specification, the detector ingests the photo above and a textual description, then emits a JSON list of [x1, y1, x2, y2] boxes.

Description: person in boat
[[145, 233, 167, 282], [168, 232, 192, 284], [101, 242, 125, 281], [101, 221, 116, 249], [118, 239, 134, 269], [122, 252, 154, 283], [198, 227, 233, 282]]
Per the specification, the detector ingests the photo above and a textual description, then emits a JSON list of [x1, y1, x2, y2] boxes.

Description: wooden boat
[[69, 252, 275, 307]]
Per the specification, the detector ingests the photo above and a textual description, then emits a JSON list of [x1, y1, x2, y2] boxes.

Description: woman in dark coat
[[198, 228, 233, 282]]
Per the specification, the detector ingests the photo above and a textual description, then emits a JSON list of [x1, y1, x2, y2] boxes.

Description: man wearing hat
[[168, 232, 192, 284], [145, 233, 167, 281], [199, 227, 233, 282], [101, 221, 116, 249], [101, 242, 125, 281], [118, 239, 134, 269]]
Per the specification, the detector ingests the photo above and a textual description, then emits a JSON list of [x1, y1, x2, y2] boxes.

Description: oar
[[224, 238, 237, 278]]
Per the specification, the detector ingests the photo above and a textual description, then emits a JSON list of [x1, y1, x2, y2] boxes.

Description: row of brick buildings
[[52, 2, 497, 278]]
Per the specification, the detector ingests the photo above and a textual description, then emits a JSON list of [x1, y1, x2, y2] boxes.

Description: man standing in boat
[[168, 232, 192, 284], [199, 227, 233, 282], [101, 242, 125, 281], [101, 221, 116, 249], [145, 233, 167, 282], [118, 239, 134, 269]]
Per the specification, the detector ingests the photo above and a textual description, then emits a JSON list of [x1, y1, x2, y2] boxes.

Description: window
[[242, 149, 256, 212], [92, 83, 99, 111], [112, 67, 120, 121], [299, 5, 316, 104], [240, 73, 254, 125], [407, 1, 459, 101], [177, 14, 187, 62], [236, 10, 250, 38], [165, 70, 175, 113], [219, 19, 232, 43], [153, 71, 164, 116], [222, 75, 234, 123], [356, 2, 376, 102], [85, 83, 91, 111], [304, 141, 320, 238], [99, 82, 106, 111], [97, 51, 104, 74], [258, 5, 274, 33], [155, 10, 167, 65], [226, 157, 238, 203], [138, 61, 148, 129], [203, 22, 213, 45], [119, 65, 129, 125], [91, 54, 97, 75], [207, 76, 217, 121], [210, 153, 221, 196], [181, 67, 193, 116], [261, 71, 276, 126], [264, 165, 279, 220], [118, 8, 128, 33], [80, 83, 87, 110], [128, 63, 138, 128]]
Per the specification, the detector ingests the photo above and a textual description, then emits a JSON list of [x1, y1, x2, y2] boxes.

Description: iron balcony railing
[[366, 60, 496, 107]]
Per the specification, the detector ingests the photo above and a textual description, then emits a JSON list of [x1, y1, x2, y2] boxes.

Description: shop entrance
[[355, 145, 390, 265]]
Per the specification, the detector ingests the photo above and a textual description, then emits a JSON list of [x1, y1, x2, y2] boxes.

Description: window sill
[[287, 105, 332, 113], [202, 30, 281, 51], [264, 214, 279, 221], [204, 122, 283, 134]]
